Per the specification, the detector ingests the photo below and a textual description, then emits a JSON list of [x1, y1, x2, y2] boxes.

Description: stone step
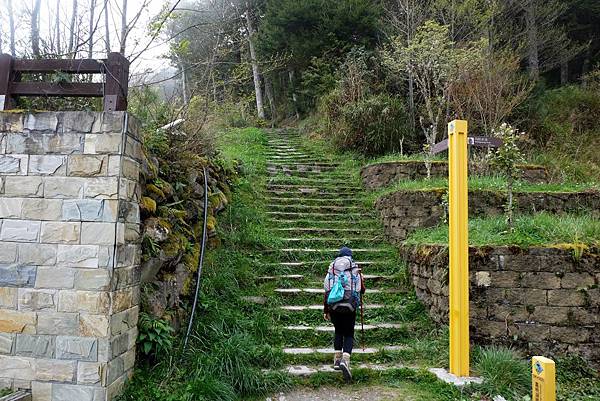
[[269, 219, 378, 228], [284, 323, 404, 332], [282, 363, 408, 376], [279, 304, 385, 311], [267, 177, 353, 185], [267, 212, 365, 219], [259, 274, 391, 282], [266, 184, 360, 192], [267, 162, 340, 168], [263, 261, 394, 268], [283, 345, 407, 355], [267, 204, 362, 212], [268, 197, 358, 206], [273, 227, 378, 234], [274, 288, 397, 295]]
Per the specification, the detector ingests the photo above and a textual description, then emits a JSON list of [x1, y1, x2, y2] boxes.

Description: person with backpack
[[323, 246, 365, 382]]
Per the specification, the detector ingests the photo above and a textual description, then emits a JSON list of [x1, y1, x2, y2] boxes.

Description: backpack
[[325, 257, 361, 314]]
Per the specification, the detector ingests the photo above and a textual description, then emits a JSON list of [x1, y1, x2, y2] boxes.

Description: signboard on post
[[432, 136, 502, 155], [532, 356, 556, 401], [448, 120, 470, 377]]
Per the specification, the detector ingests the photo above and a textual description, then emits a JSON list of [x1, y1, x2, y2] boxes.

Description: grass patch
[[471, 346, 531, 400], [405, 213, 600, 247]]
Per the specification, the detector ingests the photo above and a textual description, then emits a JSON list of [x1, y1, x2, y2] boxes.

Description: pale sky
[[0, 0, 174, 73]]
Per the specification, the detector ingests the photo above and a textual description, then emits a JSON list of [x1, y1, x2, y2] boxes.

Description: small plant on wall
[[488, 123, 525, 230]]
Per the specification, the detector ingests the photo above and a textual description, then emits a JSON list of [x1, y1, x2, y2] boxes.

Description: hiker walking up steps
[[323, 246, 366, 383]]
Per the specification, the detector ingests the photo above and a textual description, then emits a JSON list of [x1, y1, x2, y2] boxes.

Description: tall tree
[[68, 0, 79, 57], [89, 0, 97, 58], [104, 0, 111, 53], [55, 0, 62, 55], [7, 0, 16, 56], [245, 2, 265, 119], [120, 0, 128, 54], [31, 0, 42, 57]]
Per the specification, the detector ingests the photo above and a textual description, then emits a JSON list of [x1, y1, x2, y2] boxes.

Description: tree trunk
[[89, 0, 97, 58], [31, 0, 42, 57], [264, 75, 276, 121], [560, 57, 568, 85], [104, 0, 111, 54], [525, 0, 539, 80], [119, 0, 128, 55], [68, 0, 78, 58], [8, 0, 16, 56], [56, 0, 62, 55], [245, 3, 266, 119], [288, 69, 300, 120]]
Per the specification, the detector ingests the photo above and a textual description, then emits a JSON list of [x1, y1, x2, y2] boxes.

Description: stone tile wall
[[402, 245, 600, 367], [361, 161, 549, 190], [0, 112, 142, 401], [375, 189, 600, 243]]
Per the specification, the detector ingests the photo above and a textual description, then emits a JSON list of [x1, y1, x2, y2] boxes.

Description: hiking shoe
[[333, 351, 342, 370], [340, 352, 352, 382]]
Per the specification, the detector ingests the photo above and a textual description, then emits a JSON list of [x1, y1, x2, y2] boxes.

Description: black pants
[[330, 311, 356, 354]]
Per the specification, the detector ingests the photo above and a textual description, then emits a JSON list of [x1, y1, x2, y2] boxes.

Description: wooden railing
[[0, 52, 129, 111]]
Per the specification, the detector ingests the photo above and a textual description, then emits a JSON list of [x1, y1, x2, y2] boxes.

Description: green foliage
[[406, 212, 600, 247], [471, 346, 531, 400], [555, 355, 600, 401], [527, 84, 600, 182], [137, 312, 175, 358], [488, 123, 526, 229]]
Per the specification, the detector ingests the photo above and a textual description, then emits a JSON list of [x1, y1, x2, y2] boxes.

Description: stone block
[[79, 314, 109, 337], [0, 220, 41, 242], [124, 136, 143, 161], [121, 157, 139, 181], [68, 155, 108, 177], [84, 177, 119, 199], [77, 361, 105, 385], [0, 155, 28, 175], [122, 348, 135, 372], [63, 199, 103, 221], [107, 156, 121, 176], [550, 326, 592, 344], [17, 244, 57, 265], [109, 333, 129, 358], [35, 359, 76, 382], [111, 290, 133, 313], [44, 177, 85, 199], [0, 355, 35, 380], [0, 265, 37, 288], [0, 310, 36, 333], [531, 306, 571, 325], [547, 289, 587, 306], [56, 245, 100, 268], [102, 200, 119, 222], [37, 312, 79, 336], [74, 269, 110, 291], [561, 273, 596, 289], [7, 133, 84, 154], [58, 291, 110, 314], [31, 380, 52, 401], [4, 176, 43, 197], [56, 336, 98, 361], [23, 113, 59, 132], [503, 288, 547, 306], [0, 287, 17, 308], [17, 289, 56, 311], [0, 242, 18, 263], [15, 335, 55, 358], [110, 266, 138, 290], [106, 356, 124, 385], [35, 267, 75, 289], [80, 222, 116, 246], [84, 133, 122, 154], [119, 179, 141, 202], [520, 272, 561, 289], [0, 113, 24, 132], [109, 307, 138, 336], [52, 383, 106, 401], [62, 112, 97, 133], [118, 201, 140, 224], [28, 155, 67, 175], [40, 222, 81, 244], [0, 333, 14, 354], [21, 199, 63, 221], [0, 198, 24, 218]]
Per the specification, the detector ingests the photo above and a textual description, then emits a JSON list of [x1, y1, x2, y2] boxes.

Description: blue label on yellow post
[[532, 356, 556, 401]]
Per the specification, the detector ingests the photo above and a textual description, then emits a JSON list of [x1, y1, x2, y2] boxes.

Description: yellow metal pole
[[448, 119, 469, 377], [532, 356, 556, 401]]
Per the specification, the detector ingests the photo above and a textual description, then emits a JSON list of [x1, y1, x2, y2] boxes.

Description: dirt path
[[264, 386, 424, 401]]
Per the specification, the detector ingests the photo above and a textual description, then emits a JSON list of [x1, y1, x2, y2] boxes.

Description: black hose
[[183, 166, 209, 351]]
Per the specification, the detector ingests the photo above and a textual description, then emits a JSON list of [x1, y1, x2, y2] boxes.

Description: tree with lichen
[[488, 123, 525, 230]]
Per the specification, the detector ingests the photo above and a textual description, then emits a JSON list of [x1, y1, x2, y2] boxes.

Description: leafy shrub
[[472, 346, 530, 400], [324, 93, 413, 156], [137, 312, 175, 358]]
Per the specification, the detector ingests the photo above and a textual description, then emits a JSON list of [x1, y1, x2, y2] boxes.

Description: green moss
[[140, 196, 157, 214]]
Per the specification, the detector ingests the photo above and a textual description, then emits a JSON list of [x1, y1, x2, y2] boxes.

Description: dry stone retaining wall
[[361, 161, 548, 190], [376, 189, 600, 243], [402, 245, 600, 366], [0, 112, 142, 401]]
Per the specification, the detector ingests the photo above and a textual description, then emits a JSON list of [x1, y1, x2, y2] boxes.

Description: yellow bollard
[[448, 120, 470, 377], [532, 356, 556, 401]]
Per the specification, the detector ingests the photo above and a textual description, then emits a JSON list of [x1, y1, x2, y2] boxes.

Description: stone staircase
[[255, 129, 428, 377]]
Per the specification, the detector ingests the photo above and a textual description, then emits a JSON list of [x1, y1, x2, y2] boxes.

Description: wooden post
[[0, 54, 17, 110], [103, 52, 129, 111]]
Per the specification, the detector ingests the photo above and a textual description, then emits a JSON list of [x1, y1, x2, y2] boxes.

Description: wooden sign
[[432, 136, 502, 155]]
